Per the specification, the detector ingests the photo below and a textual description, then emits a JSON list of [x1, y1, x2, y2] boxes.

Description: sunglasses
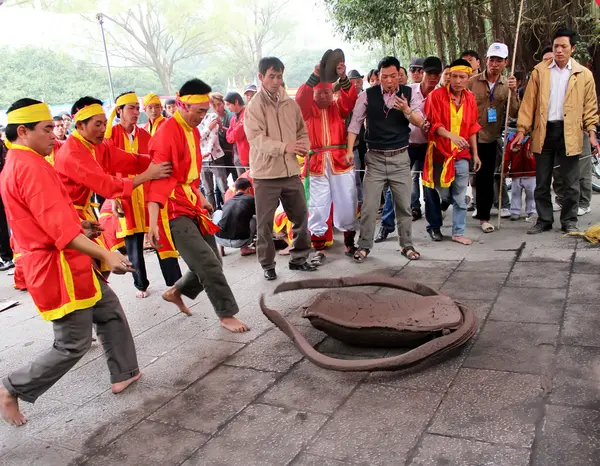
[[409, 67, 423, 73]]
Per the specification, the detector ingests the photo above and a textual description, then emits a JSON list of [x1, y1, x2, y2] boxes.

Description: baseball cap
[[486, 42, 509, 59], [409, 58, 425, 69], [423, 56, 443, 73], [243, 84, 258, 94]]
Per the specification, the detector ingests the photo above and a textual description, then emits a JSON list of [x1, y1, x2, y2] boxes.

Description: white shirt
[[548, 58, 572, 121]]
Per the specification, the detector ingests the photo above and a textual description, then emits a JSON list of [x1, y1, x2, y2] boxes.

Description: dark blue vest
[[365, 85, 412, 150]]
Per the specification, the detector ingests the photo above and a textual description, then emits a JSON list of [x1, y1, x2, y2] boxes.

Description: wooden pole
[[497, 0, 525, 230]]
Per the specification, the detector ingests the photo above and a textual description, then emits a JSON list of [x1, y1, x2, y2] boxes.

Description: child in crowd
[[504, 133, 536, 221]]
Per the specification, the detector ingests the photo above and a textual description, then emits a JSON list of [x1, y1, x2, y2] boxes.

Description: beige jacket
[[244, 86, 309, 179], [468, 71, 520, 143], [517, 58, 598, 155]]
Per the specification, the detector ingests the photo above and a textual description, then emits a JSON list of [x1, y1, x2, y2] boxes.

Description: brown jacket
[[468, 71, 520, 143], [517, 58, 598, 155], [244, 86, 309, 179]]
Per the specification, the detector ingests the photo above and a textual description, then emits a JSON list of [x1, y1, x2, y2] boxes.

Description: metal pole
[[96, 13, 116, 103]]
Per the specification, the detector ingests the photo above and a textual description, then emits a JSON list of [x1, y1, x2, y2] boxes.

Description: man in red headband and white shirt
[[296, 62, 359, 265]]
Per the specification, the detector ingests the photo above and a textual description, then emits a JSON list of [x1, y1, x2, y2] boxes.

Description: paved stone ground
[[1, 199, 599, 466]]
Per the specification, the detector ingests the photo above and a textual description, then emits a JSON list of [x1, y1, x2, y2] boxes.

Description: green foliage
[[0, 46, 162, 108]]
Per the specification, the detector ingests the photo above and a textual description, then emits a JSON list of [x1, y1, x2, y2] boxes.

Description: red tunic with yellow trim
[[0, 148, 102, 321], [296, 83, 358, 176], [98, 200, 125, 252], [145, 115, 167, 137], [422, 85, 481, 188], [147, 111, 219, 237], [10, 236, 26, 291], [106, 125, 152, 238]]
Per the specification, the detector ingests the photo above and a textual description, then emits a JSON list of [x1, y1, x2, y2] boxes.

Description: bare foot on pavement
[[220, 317, 250, 333], [112, 372, 142, 394], [0, 386, 26, 426], [452, 235, 473, 245], [136, 290, 149, 299], [162, 286, 192, 316]]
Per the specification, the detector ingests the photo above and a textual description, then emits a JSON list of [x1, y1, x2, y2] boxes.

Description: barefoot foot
[[136, 290, 149, 299], [112, 372, 142, 394], [452, 235, 473, 245], [278, 245, 291, 256], [162, 286, 192, 316], [0, 386, 26, 426], [220, 317, 250, 333]]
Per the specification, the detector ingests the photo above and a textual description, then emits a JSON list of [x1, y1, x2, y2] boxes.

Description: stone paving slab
[[183, 403, 327, 465], [79, 420, 207, 466], [507, 261, 570, 288], [561, 303, 600, 347], [568, 273, 600, 302], [307, 384, 443, 465], [440, 271, 508, 300], [573, 250, 600, 274], [149, 365, 278, 434], [533, 405, 600, 466], [549, 345, 600, 409], [428, 368, 542, 448], [408, 434, 531, 466], [464, 320, 559, 374], [0, 440, 80, 466], [489, 287, 566, 324]]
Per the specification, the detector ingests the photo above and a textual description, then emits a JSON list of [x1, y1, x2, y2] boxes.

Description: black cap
[[348, 69, 364, 79], [409, 58, 424, 69], [423, 56, 443, 73]]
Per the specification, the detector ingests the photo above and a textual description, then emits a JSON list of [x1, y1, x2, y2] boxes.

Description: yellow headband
[[143, 93, 161, 107], [74, 104, 105, 122], [105, 93, 139, 138], [176, 92, 210, 104], [449, 65, 473, 75], [7, 103, 52, 125]]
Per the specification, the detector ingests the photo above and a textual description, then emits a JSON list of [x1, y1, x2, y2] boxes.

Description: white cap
[[486, 42, 509, 59]]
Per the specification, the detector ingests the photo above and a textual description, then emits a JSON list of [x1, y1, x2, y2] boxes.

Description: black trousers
[[474, 141, 497, 222], [125, 233, 182, 291], [0, 195, 13, 262], [535, 122, 580, 228]]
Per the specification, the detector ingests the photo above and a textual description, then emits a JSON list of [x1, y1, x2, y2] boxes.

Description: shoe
[[562, 224, 580, 234], [428, 229, 443, 242], [0, 260, 15, 271], [374, 227, 392, 243], [553, 203, 562, 212], [525, 214, 534, 222], [289, 261, 318, 272], [527, 223, 552, 235], [501, 208, 511, 218], [578, 206, 591, 216], [471, 209, 478, 218], [264, 269, 277, 281], [510, 214, 520, 221]]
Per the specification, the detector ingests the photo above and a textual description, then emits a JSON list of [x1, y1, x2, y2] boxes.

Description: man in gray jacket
[[244, 56, 317, 280]]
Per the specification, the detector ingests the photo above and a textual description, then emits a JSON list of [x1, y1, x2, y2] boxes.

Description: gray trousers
[[170, 216, 239, 318], [253, 176, 311, 271], [358, 149, 413, 249], [553, 132, 592, 209], [2, 281, 138, 403], [200, 158, 229, 210]]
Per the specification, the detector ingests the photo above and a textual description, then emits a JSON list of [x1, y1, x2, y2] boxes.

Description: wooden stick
[[497, 0, 525, 230]]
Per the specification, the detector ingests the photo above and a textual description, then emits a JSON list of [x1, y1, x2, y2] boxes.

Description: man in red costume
[[0, 99, 140, 426], [53, 96, 171, 272], [143, 93, 167, 136], [147, 78, 249, 334], [106, 92, 182, 297], [422, 58, 482, 245], [296, 62, 359, 264]]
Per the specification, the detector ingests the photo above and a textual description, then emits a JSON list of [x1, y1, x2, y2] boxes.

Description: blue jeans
[[380, 145, 426, 232], [424, 159, 469, 236]]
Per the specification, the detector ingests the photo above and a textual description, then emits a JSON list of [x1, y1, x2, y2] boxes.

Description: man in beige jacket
[[513, 27, 599, 234], [244, 56, 317, 280]]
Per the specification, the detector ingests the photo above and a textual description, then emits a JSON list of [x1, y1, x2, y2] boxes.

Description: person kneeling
[[213, 178, 257, 257]]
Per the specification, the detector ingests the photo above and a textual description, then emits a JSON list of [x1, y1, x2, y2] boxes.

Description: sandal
[[480, 222, 495, 233], [345, 245, 358, 257], [309, 252, 326, 267], [401, 246, 421, 261], [352, 248, 370, 263]]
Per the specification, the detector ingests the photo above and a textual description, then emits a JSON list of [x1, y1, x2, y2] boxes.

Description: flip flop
[[345, 246, 358, 257], [401, 246, 421, 261], [309, 252, 326, 267], [480, 222, 495, 233]]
